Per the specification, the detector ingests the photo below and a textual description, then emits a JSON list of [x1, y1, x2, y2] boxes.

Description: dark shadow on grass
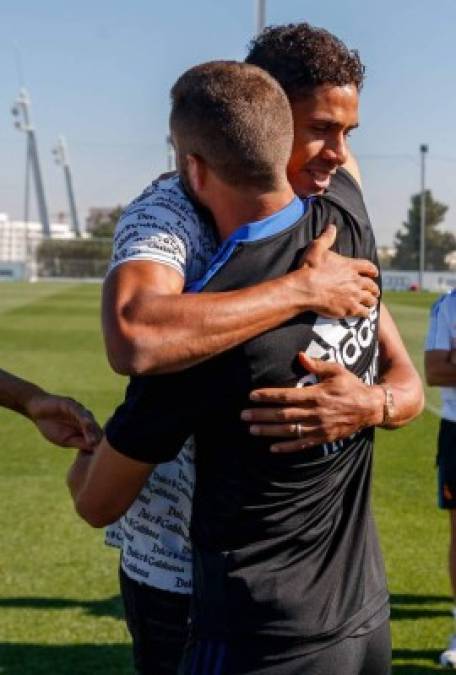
[[0, 643, 133, 675], [390, 593, 453, 621], [0, 594, 124, 620], [391, 594, 452, 605], [392, 648, 442, 673]]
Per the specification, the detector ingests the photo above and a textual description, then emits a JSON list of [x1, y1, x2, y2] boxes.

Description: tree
[[392, 190, 455, 270], [89, 206, 124, 239]]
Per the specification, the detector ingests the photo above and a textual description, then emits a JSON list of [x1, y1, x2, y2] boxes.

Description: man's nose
[[322, 134, 348, 166]]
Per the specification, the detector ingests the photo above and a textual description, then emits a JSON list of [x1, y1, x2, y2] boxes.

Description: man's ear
[[186, 154, 207, 195]]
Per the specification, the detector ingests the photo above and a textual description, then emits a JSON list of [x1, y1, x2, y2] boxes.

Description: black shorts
[[178, 620, 391, 675], [437, 418, 456, 509], [119, 565, 190, 675]]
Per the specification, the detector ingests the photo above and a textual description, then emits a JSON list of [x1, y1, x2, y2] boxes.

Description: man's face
[[286, 83, 359, 197]]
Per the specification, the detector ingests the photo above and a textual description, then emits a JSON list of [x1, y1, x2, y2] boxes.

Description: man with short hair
[[425, 292, 456, 668], [69, 58, 422, 675]]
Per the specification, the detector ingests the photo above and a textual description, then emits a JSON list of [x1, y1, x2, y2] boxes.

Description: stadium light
[[419, 144, 428, 289], [52, 135, 82, 237], [11, 89, 50, 237]]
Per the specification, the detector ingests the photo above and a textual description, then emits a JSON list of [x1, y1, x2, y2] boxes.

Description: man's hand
[[241, 352, 384, 452], [287, 225, 380, 319], [26, 392, 102, 452]]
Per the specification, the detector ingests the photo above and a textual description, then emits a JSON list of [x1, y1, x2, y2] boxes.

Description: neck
[[210, 182, 296, 242]]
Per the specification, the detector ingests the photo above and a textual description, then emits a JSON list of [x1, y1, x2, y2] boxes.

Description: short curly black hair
[[245, 23, 365, 100]]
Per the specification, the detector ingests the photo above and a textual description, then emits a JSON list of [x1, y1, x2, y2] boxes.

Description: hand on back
[[291, 224, 379, 318]]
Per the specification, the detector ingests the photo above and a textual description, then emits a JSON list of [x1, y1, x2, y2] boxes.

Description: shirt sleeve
[[105, 366, 210, 464], [105, 375, 191, 463], [425, 295, 452, 351], [108, 176, 204, 278]]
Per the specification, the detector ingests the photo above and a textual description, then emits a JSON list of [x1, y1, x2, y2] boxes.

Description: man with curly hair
[[246, 22, 365, 198]]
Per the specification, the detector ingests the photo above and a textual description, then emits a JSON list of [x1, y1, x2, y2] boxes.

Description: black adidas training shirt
[[106, 169, 389, 650]]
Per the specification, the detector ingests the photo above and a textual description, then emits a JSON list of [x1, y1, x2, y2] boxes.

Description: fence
[[382, 270, 456, 292], [0, 238, 112, 282], [1, 237, 456, 292]]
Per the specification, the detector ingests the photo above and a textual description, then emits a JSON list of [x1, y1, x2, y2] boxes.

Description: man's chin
[[290, 173, 332, 197], [308, 172, 333, 193]]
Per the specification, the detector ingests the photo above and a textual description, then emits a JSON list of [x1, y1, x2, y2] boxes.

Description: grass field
[[0, 283, 451, 674]]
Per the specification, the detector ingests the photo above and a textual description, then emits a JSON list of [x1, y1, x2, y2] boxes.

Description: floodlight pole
[[24, 137, 31, 224], [255, 0, 266, 35], [11, 88, 50, 237], [419, 144, 428, 290], [52, 135, 82, 237]]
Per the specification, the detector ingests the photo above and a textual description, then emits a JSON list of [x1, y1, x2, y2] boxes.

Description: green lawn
[[0, 284, 451, 674]]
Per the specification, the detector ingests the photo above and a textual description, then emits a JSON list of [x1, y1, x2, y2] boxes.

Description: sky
[[0, 0, 455, 246]]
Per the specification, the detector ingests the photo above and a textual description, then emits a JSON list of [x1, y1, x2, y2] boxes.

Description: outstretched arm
[[103, 225, 379, 375], [0, 369, 101, 451], [241, 302, 424, 452]]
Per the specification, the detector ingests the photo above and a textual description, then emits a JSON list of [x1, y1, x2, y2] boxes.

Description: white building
[[0, 213, 79, 280], [0, 213, 76, 263]]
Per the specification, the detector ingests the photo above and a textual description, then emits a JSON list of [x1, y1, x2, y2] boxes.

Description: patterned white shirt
[[106, 175, 218, 593]]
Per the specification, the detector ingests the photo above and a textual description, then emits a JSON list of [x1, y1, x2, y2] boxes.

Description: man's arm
[[67, 437, 154, 528], [103, 225, 379, 375], [241, 303, 424, 452], [0, 368, 101, 451], [376, 303, 425, 426]]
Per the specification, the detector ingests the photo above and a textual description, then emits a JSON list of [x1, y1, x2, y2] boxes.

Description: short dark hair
[[170, 60, 293, 190], [246, 23, 365, 101]]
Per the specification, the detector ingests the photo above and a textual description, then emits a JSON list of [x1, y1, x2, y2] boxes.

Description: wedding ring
[[296, 423, 303, 438]]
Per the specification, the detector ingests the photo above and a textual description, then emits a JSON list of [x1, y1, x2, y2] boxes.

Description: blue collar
[[187, 196, 308, 293], [221, 195, 305, 246]]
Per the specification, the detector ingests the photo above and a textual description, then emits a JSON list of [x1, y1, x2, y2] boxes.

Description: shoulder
[[325, 167, 362, 200], [323, 168, 368, 223], [117, 175, 199, 231], [307, 173, 374, 261], [425, 290, 456, 350], [431, 290, 456, 319], [110, 175, 217, 280]]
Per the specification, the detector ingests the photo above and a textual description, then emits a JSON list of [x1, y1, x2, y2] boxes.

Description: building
[[0, 213, 77, 280], [0, 213, 76, 262]]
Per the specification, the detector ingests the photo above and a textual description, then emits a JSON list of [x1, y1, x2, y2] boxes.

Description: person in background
[[425, 290, 456, 668]]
